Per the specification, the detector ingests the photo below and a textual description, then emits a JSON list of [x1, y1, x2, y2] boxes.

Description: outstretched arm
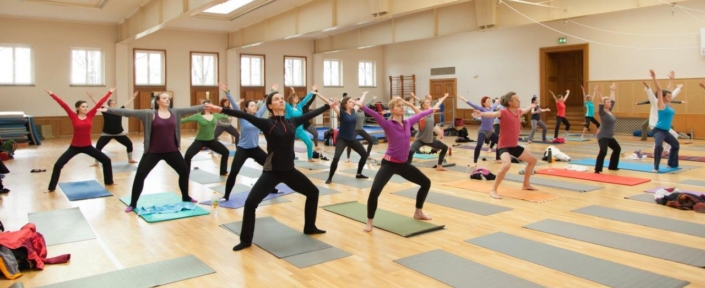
[[86, 92, 98, 104], [180, 114, 199, 124], [666, 71, 675, 91], [401, 96, 421, 114], [459, 95, 485, 112], [609, 83, 616, 101], [549, 90, 558, 102], [432, 93, 449, 110], [46, 90, 74, 115], [520, 103, 537, 115], [122, 91, 138, 108], [472, 110, 501, 119], [672, 84, 682, 99], [205, 104, 267, 130], [563, 89, 570, 101], [88, 89, 114, 117], [581, 85, 587, 101], [650, 69, 665, 109]]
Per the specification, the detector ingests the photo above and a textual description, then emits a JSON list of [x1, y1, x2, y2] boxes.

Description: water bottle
[[211, 192, 220, 218], [547, 148, 553, 163], [448, 147, 452, 156]]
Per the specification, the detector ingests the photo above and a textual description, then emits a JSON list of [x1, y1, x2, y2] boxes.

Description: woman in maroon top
[[46, 88, 114, 192], [474, 92, 538, 199], [550, 89, 570, 139]]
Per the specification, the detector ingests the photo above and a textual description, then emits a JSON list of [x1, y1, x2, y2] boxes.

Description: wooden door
[[240, 87, 266, 103], [540, 44, 588, 126], [430, 78, 456, 127]]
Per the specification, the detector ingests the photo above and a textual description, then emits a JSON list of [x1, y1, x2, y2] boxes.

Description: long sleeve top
[[466, 100, 499, 132], [597, 101, 616, 140], [180, 113, 229, 141], [284, 92, 315, 129], [361, 106, 433, 162], [353, 98, 375, 130], [218, 104, 330, 172], [50, 91, 111, 147], [104, 105, 204, 153], [641, 87, 681, 128], [301, 93, 317, 130], [226, 90, 270, 149]]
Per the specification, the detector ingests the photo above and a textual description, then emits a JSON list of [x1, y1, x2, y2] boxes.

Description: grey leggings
[[529, 119, 548, 142], [305, 124, 318, 147]]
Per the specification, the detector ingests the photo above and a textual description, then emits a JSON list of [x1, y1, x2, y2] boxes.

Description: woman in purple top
[[357, 96, 443, 232], [459, 95, 500, 166]]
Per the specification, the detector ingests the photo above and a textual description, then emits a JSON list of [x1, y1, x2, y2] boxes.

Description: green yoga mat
[[119, 193, 210, 223], [322, 201, 444, 237], [28, 207, 96, 246], [39, 255, 215, 288]]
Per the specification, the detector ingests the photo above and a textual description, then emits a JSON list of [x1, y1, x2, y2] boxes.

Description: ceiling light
[[284, 34, 301, 39], [322, 27, 338, 32], [204, 0, 254, 14]]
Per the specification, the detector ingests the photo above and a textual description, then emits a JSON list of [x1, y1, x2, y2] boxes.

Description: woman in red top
[[46, 88, 114, 192], [550, 89, 571, 139], [474, 92, 538, 199]]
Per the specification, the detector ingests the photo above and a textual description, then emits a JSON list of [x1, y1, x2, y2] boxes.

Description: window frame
[[133, 49, 167, 87], [283, 56, 307, 87], [70, 47, 105, 86], [190, 51, 219, 87], [358, 60, 376, 88], [323, 59, 343, 88], [240, 54, 265, 87], [0, 44, 35, 86]]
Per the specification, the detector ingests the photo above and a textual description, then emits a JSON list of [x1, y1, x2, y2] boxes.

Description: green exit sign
[[558, 37, 567, 44]]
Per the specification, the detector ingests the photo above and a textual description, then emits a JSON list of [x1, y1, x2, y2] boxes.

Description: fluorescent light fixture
[[358, 45, 374, 49], [284, 34, 301, 39], [322, 27, 338, 32], [241, 42, 262, 48], [204, 0, 254, 14]]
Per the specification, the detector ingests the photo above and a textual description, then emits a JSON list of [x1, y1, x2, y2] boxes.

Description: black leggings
[[95, 135, 133, 153], [473, 131, 499, 163], [49, 146, 113, 191], [346, 129, 374, 159], [328, 138, 368, 180], [595, 138, 621, 173], [408, 139, 448, 165], [223, 146, 276, 200], [239, 169, 320, 244], [584, 117, 600, 129], [214, 125, 240, 145], [130, 151, 191, 207], [554, 116, 571, 138], [184, 140, 230, 175], [367, 160, 430, 219]]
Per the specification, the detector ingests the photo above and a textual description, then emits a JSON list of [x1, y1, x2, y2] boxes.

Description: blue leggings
[[295, 127, 315, 159]]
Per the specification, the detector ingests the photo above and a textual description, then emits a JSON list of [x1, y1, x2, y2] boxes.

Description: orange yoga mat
[[444, 180, 561, 203], [536, 168, 650, 186]]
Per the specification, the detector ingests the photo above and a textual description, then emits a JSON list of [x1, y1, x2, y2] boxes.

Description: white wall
[[385, 3, 705, 109], [0, 17, 117, 116], [312, 46, 386, 100]]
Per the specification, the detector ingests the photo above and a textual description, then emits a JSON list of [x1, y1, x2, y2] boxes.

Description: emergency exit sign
[[558, 37, 567, 44]]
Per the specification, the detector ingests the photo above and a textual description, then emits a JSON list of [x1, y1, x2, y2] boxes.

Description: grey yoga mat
[[308, 172, 373, 189], [341, 168, 406, 183], [393, 188, 511, 216], [39, 255, 215, 288], [283, 247, 351, 268], [679, 179, 705, 187], [573, 205, 705, 238], [28, 207, 96, 246], [503, 174, 602, 192], [525, 219, 705, 268], [188, 169, 226, 185], [294, 161, 329, 170], [466, 232, 689, 288], [210, 184, 252, 194], [110, 162, 137, 173], [625, 193, 657, 203], [395, 249, 543, 288]]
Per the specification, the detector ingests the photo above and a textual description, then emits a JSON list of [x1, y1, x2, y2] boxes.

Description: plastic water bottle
[[211, 192, 219, 218], [547, 148, 553, 163]]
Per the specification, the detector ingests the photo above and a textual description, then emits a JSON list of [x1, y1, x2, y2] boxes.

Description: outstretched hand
[[271, 83, 279, 91], [204, 103, 223, 113], [45, 89, 53, 95], [649, 69, 656, 79], [109, 87, 116, 93], [458, 96, 467, 102], [312, 84, 318, 91], [668, 71, 675, 79], [218, 83, 228, 91]]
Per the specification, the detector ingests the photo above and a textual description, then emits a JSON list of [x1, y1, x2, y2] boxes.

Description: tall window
[[71, 48, 103, 85], [358, 61, 375, 87], [284, 56, 306, 87], [134, 50, 165, 86], [323, 59, 342, 87], [191, 52, 218, 86], [241, 54, 264, 86], [0, 45, 33, 85]]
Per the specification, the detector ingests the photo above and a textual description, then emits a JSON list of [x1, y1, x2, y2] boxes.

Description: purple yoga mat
[[455, 145, 495, 152], [199, 183, 295, 209], [644, 187, 705, 196]]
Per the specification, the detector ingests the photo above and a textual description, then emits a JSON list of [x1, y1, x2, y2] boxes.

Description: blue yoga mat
[[200, 183, 295, 209], [229, 150, 235, 157], [569, 158, 681, 173], [58, 180, 112, 201], [119, 193, 209, 223]]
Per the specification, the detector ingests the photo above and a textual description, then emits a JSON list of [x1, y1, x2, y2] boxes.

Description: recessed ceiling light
[[204, 0, 254, 14]]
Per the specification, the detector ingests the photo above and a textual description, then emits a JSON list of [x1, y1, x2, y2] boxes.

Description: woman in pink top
[[550, 89, 570, 139], [474, 92, 538, 199]]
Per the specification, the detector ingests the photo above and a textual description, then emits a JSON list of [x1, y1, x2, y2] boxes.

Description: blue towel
[[137, 202, 197, 216]]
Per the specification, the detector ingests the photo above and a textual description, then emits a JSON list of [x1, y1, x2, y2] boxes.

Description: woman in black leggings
[[181, 99, 231, 175], [325, 93, 369, 184], [346, 95, 376, 163], [214, 97, 240, 145], [205, 90, 335, 251], [87, 91, 138, 165]]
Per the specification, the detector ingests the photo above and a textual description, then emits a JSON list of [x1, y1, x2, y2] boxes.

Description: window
[[323, 59, 342, 87], [134, 50, 165, 86], [284, 56, 306, 87], [71, 48, 103, 85], [191, 52, 218, 86], [358, 61, 375, 87], [241, 54, 264, 86], [0, 45, 33, 85]]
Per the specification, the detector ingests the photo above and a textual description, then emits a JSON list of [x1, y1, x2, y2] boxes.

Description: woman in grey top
[[346, 95, 376, 163], [594, 83, 620, 174]]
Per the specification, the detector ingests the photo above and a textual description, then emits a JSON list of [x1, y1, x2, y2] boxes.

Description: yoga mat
[[525, 219, 705, 268], [444, 180, 561, 203], [467, 232, 689, 288], [679, 180, 705, 187], [294, 161, 330, 170], [643, 153, 705, 162], [395, 249, 543, 288], [58, 180, 112, 201], [210, 184, 252, 194], [308, 172, 373, 188], [8, 282, 24, 288], [413, 153, 438, 159], [190, 152, 212, 161], [228, 150, 235, 157], [322, 201, 444, 237], [28, 207, 95, 246], [317, 186, 340, 196], [644, 187, 705, 196], [454, 145, 494, 152], [199, 183, 295, 209], [341, 168, 406, 183], [188, 169, 226, 184], [413, 161, 458, 170], [220, 217, 332, 258], [39, 255, 215, 288], [119, 193, 210, 223], [569, 158, 681, 173], [283, 247, 352, 268], [236, 166, 264, 178], [294, 146, 307, 153], [393, 188, 512, 216], [626, 193, 657, 203], [573, 205, 705, 238], [110, 162, 137, 173], [518, 139, 563, 144], [503, 174, 602, 192], [536, 168, 650, 186], [565, 137, 591, 142]]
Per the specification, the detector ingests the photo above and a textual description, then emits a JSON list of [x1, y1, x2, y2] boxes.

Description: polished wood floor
[[2, 129, 705, 287]]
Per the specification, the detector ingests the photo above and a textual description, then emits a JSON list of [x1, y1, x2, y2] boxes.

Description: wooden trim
[[283, 55, 307, 87], [133, 48, 167, 87], [240, 53, 266, 87]]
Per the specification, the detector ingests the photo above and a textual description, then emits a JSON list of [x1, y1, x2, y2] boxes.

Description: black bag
[[323, 129, 334, 146]]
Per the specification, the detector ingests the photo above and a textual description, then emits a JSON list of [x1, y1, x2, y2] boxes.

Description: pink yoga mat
[[644, 187, 705, 196]]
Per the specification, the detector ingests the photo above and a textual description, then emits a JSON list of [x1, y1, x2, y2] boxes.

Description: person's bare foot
[[472, 163, 478, 168], [436, 166, 447, 171], [345, 158, 350, 163], [527, 141, 532, 144], [308, 158, 316, 162], [89, 163, 99, 167], [653, 169, 658, 173], [364, 219, 374, 232], [128, 159, 138, 164], [414, 210, 432, 220], [522, 185, 537, 191], [490, 191, 502, 199]]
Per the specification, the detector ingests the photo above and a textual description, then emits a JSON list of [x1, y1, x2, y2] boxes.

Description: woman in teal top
[[649, 69, 679, 172], [581, 85, 601, 138], [181, 99, 231, 175], [286, 85, 318, 162]]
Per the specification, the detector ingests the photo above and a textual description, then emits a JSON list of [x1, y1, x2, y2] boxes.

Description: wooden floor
[[2, 129, 705, 287]]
